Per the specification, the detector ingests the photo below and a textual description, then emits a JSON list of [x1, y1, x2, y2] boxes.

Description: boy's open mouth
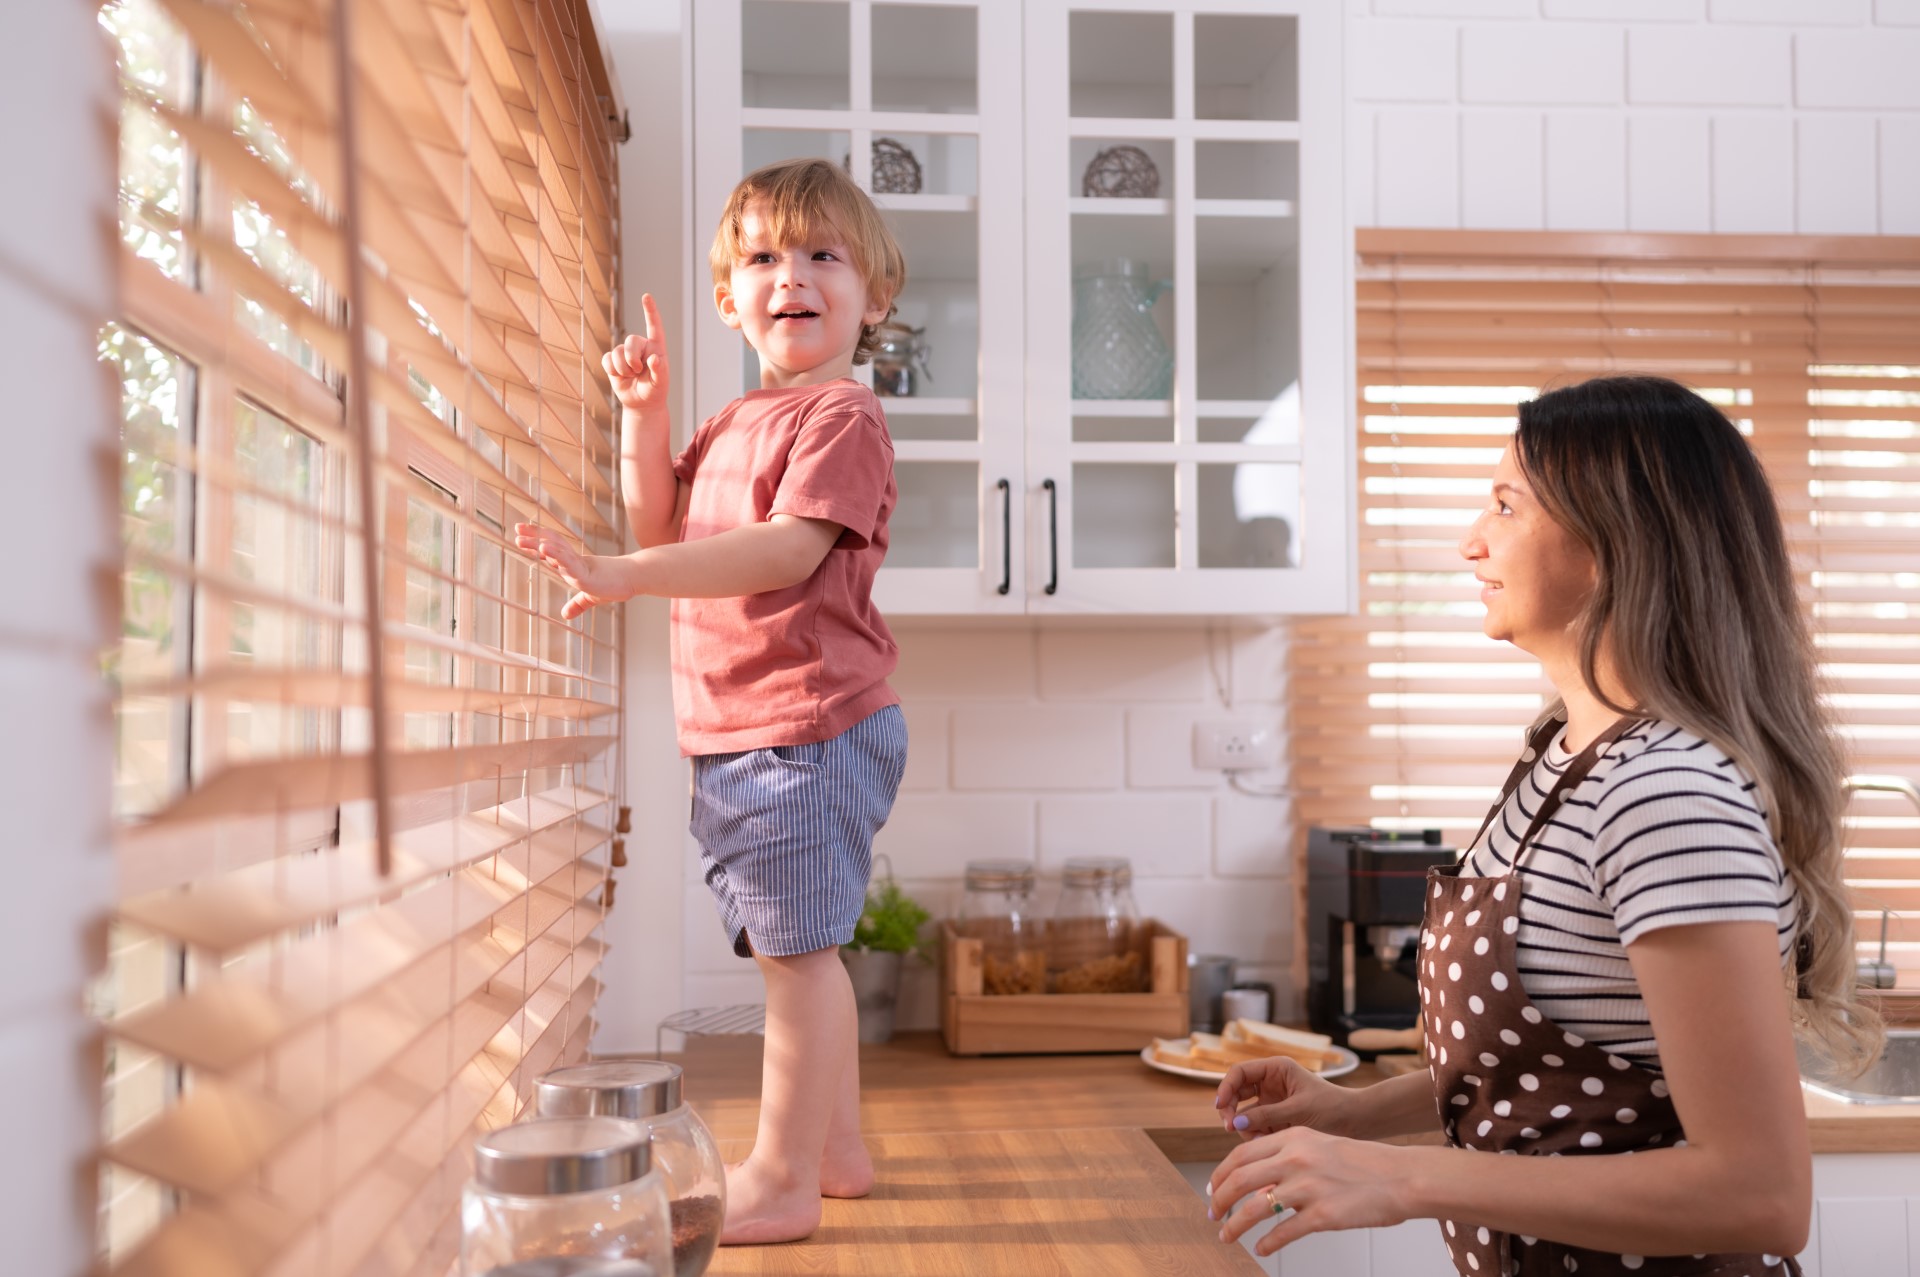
[[773, 308, 818, 322]]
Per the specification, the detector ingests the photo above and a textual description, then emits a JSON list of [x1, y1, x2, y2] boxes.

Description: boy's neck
[[756, 355, 857, 390]]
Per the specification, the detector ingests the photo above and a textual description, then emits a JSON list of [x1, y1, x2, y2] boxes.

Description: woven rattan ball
[[843, 137, 924, 195], [1081, 145, 1160, 199]]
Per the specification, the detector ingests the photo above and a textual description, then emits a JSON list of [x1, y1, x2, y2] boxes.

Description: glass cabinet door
[[695, 0, 1027, 614], [1024, 0, 1350, 615]]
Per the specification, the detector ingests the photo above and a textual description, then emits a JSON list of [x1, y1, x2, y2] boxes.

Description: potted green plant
[[840, 859, 931, 1044]]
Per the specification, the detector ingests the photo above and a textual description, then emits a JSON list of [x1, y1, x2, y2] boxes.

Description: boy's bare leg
[[818, 1017, 873, 1198], [720, 944, 857, 1244]]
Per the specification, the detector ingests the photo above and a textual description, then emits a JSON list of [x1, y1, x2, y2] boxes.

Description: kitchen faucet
[[1841, 776, 1920, 990]]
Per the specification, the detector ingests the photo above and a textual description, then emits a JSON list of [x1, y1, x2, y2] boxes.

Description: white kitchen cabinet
[[691, 0, 1352, 616], [1174, 1152, 1920, 1275]]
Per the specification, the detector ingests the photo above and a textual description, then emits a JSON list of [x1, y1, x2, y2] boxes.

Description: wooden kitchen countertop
[[677, 1030, 1920, 1159], [669, 1029, 1920, 1275]]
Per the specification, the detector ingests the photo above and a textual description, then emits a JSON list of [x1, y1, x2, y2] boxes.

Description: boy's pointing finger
[[641, 292, 661, 341]]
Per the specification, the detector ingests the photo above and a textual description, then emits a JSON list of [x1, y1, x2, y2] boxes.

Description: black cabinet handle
[[995, 478, 1011, 595], [1042, 478, 1059, 596]]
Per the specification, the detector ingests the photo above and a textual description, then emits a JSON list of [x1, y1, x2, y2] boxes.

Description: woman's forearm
[[1397, 1141, 1808, 1258], [1338, 1070, 1445, 1141]]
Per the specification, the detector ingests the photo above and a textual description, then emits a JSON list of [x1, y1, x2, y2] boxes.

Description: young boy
[[513, 158, 908, 1244]]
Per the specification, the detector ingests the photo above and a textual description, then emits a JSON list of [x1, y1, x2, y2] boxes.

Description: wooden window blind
[[1290, 228, 1920, 990], [97, 0, 628, 1273]]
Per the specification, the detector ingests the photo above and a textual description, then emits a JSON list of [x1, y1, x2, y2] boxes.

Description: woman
[[1209, 377, 1879, 1275]]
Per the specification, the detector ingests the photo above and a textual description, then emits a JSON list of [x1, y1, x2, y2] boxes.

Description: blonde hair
[[709, 158, 907, 365], [1515, 375, 1880, 1074]]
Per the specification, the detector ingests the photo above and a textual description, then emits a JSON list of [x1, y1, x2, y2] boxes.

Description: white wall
[[0, 2, 121, 1271], [595, 0, 1920, 1047], [593, 0, 695, 1053], [684, 624, 1298, 1030], [1348, 0, 1920, 233]]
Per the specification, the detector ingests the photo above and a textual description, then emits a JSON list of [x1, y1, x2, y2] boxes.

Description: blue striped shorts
[[691, 705, 908, 959]]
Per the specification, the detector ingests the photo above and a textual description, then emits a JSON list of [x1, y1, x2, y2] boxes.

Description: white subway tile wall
[[1351, 20, 1458, 101], [1797, 28, 1920, 109], [1883, 117, 1920, 232], [1378, 107, 1462, 227], [1796, 116, 1880, 235], [1544, 111, 1627, 229], [1460, 110, 1545, 228], [1712, 113, 1797, 233], [1544, 0, 1704, 20], [678, 626, 1298, 1032], [1626, 112, 1712, 230], [1460, 23, 1624, 104], [1709, 0, 1871, 23], [1352, 0, 1920, 233], [1627, 26, 1792, 106]]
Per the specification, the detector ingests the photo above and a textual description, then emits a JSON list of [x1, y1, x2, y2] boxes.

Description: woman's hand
[[1213, 1057, 1363, 1140], [514, 523, 636, 619], [1207, 1127, 1413, 1258], [604, 294, 669, 419]]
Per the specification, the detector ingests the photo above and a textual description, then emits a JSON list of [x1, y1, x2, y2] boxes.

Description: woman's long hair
[[1515, 375, 1879, 1070]]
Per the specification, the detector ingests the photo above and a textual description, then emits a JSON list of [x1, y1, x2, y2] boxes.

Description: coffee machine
[[1307, 826, 1458, 1050]]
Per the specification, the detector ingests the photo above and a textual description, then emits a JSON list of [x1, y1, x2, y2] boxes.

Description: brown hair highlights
[[709, 158, 907, 365], [1514, 374, 1879, 1072]]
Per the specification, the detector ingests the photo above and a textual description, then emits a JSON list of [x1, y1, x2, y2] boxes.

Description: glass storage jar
[[1047, 856, 1144, 993], [534, 1059, 726, 1277], [957, 859, 1045, 995], [461, 1115, 671, 1277]]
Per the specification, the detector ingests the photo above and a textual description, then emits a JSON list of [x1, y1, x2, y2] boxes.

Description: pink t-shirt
[[668, 379, 900, 756]]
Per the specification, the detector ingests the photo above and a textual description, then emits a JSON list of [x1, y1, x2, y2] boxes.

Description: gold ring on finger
[[1264, 1187, 1285, 1216]]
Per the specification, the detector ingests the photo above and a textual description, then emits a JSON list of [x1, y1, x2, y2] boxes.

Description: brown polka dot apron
[[1421, 712, 1803, 1277]]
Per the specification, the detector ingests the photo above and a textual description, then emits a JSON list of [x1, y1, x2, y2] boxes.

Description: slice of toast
[[1186, 1031, 1276, 1070], [1225, 1018, 1335, 1050], [1224, 1019, 1342, 1071], [1151, 1037, 1224, 1073]]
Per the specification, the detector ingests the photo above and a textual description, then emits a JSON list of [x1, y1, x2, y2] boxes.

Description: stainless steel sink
[[1800, 1029, 1920, 1105]]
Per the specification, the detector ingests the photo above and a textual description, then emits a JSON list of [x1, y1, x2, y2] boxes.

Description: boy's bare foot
[[818, 1137, 874, 1198], [719, 1158, 822, 1245]]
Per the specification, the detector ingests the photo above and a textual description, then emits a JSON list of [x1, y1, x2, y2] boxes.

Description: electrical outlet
[[1192, 720, 1281, 772]]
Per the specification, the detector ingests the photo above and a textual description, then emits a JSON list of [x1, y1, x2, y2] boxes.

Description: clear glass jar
[[957, 859, 1045, 995], [534, 1060, 726, 1277], [1047, 856, 1144, 993], [461, 1116, 671, 1277]]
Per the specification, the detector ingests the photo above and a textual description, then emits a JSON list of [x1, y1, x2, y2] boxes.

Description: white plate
[[1140, 1037, 1361, 1084]]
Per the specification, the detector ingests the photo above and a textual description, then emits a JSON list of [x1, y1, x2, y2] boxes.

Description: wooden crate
[[940, 920, 1190, 1055]]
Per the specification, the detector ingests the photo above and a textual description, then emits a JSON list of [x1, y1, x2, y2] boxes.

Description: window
[[97, 0, 629, 1270], [1290, 230, 1920, 988]]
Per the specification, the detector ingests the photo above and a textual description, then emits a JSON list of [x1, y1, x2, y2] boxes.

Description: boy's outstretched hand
[[605, 292, 669, 417], [514, 522, 632, 620]]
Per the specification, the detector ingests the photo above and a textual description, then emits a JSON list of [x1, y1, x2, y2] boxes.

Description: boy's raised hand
[[604, 292, 669, 416], [514, 522, 631, 620]]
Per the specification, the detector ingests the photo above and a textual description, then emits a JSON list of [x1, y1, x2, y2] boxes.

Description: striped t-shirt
[[1461, 718, 1799, 1072]]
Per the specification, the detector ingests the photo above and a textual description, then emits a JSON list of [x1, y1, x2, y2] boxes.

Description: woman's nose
[[1459, 511, 1488, 562]]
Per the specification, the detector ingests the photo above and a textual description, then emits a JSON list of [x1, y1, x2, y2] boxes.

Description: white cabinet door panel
[[1815, 1197, 1908, 1277], [1370, 1219, 1456, 1276], [1272, 1226, 1369, 1277]]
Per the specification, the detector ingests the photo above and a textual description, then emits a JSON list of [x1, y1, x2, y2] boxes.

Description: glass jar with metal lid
[[461, 1115, 671, 1277], [957, 859, 1045, 995], [534, 1059, 726, 1277], [1047, 856, 1144, 993]]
